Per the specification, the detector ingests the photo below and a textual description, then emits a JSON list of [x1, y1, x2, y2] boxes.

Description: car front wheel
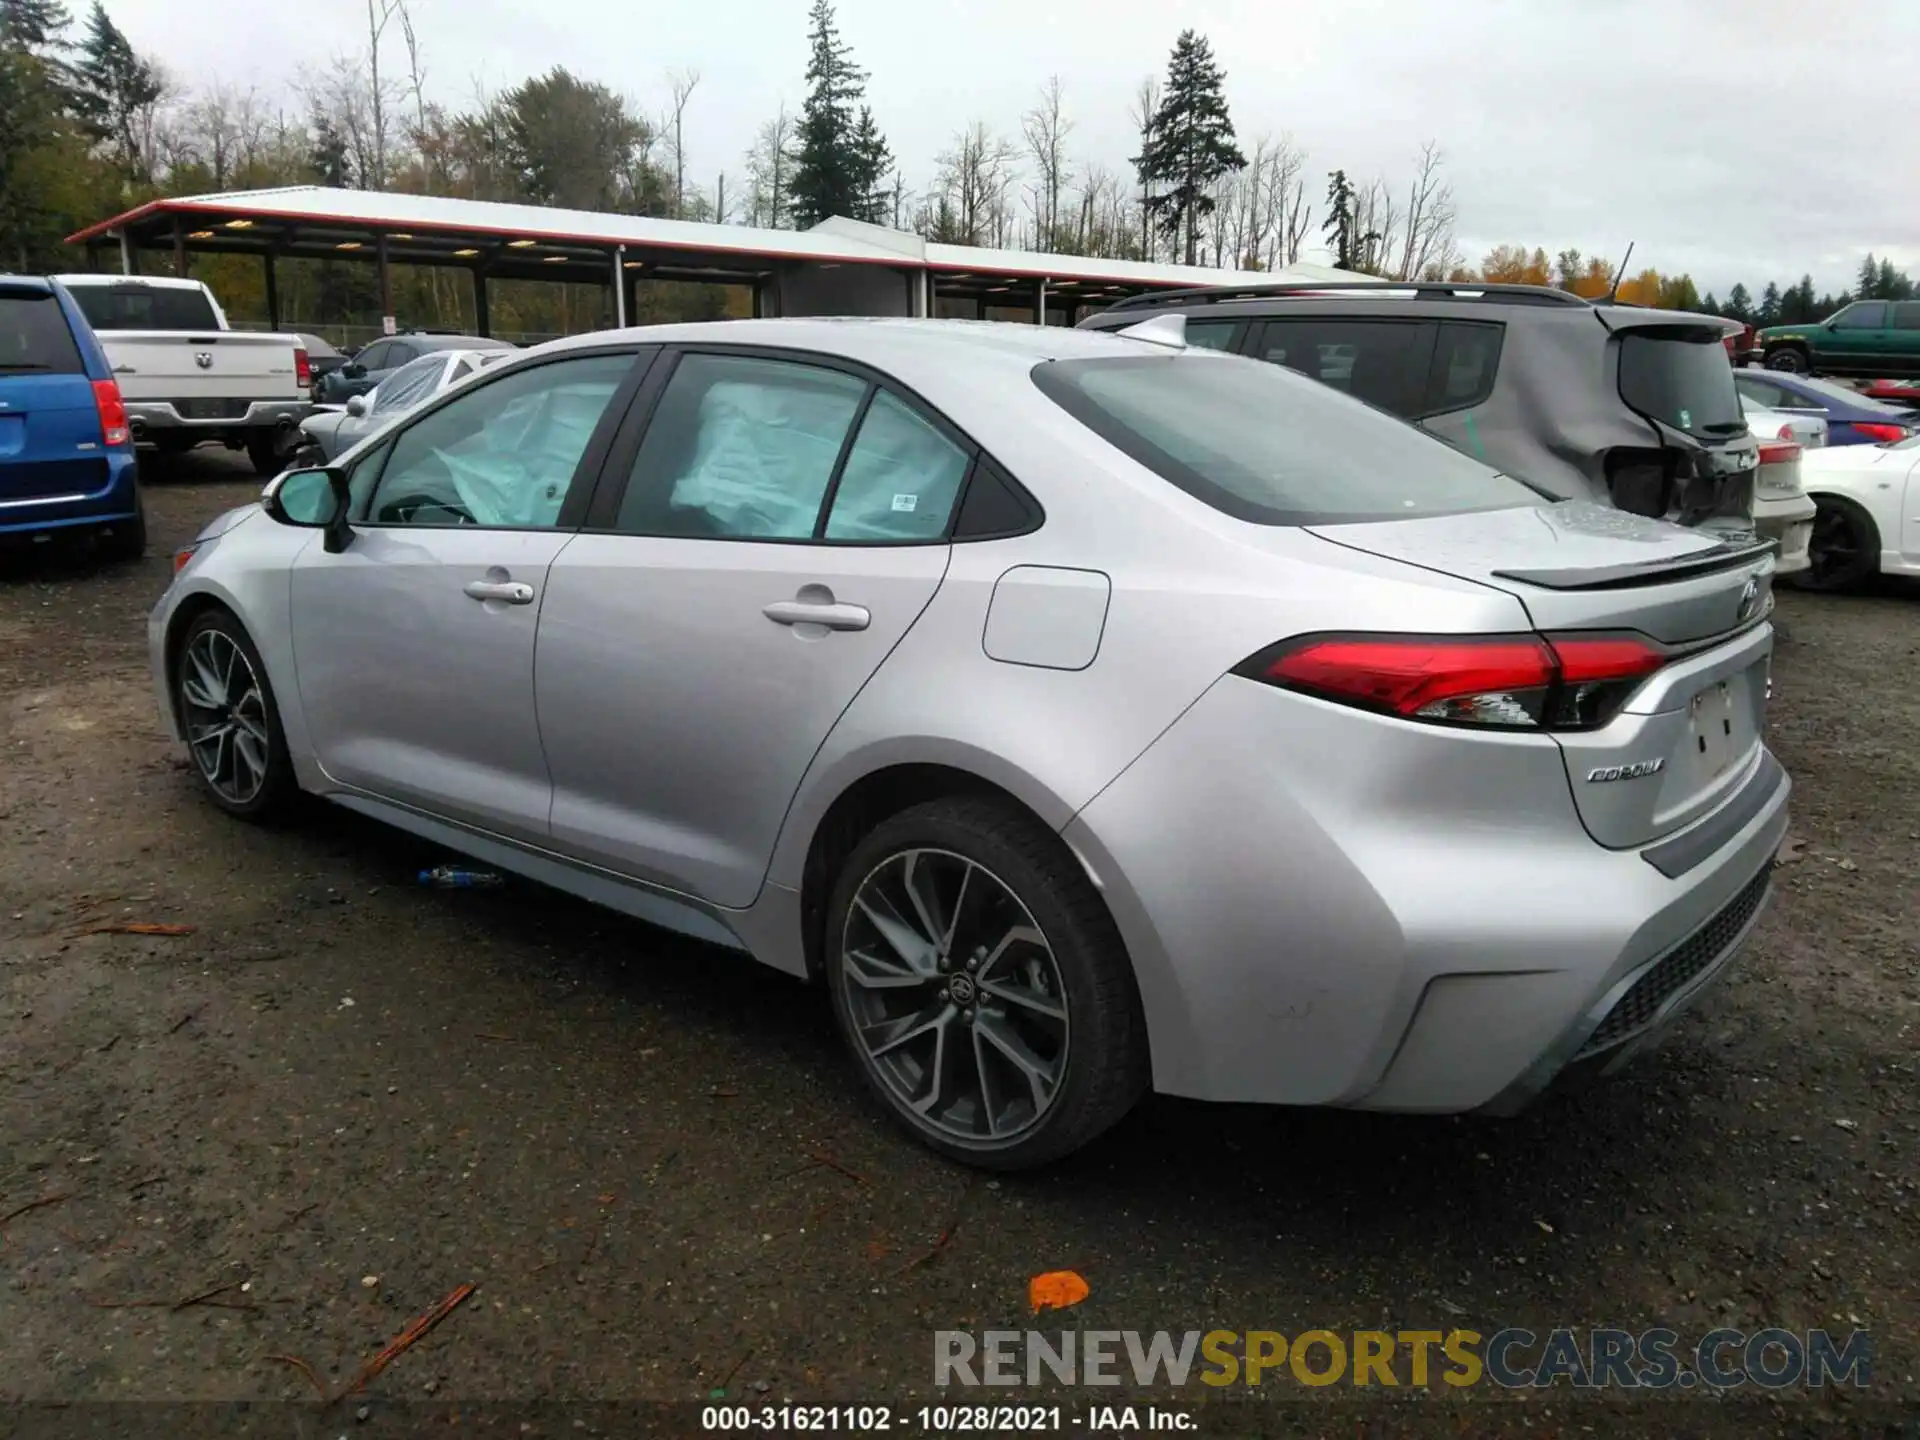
[[1765, 347, 1810, 374], [173, 610, 298, 819], [825, 797, 1149, 1170]]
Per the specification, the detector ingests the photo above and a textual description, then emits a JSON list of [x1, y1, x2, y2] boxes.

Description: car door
[[534, 347, 968, 907], [1891, 302, 1920, 377], [1822, 302, 1891, 372], [288, 347, 649, 841]]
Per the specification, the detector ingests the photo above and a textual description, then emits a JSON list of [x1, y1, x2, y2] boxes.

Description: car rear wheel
[[246, 431, 286, 477], [97, 487, 146, 564], [1765, 347, 1810, 374], [1791, 495, 1879, 593], [825, 797, 1149, 1170], [173, 610, 297, 820]]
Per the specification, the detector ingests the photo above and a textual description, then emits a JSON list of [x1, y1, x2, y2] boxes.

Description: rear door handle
[[763, 599, 870, 632], [464, 579, 535, 605]]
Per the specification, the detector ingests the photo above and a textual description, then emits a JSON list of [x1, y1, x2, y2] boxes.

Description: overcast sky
[[106, 0, 1917, 297]]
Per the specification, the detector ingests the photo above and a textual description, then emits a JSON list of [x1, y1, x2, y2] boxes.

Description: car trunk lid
[[1308, 501, 1775, 850]]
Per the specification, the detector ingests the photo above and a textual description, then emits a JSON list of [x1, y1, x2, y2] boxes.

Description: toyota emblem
[[194, 351, 213, 369], [1737, 577, 1759, 622]]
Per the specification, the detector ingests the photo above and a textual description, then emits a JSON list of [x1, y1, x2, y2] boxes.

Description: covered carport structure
[[66, 185, 1365, 335]]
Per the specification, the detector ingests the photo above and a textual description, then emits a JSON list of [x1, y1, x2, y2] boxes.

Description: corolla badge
[[1587, 759, 1665, 783], [194, 351, 213, 369], [1737, 577, 1760, 622]]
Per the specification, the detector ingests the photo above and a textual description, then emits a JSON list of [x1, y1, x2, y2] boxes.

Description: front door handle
[[464, 579, 535, 604], [763, 598, 870, 632]]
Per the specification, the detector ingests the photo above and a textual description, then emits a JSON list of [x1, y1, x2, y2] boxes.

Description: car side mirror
[[345, 394, 369, 418], [341, 361, 366, 378], [262, 466, 353, 552]]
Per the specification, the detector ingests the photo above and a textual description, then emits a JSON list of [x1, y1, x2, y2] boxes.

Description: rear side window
[[66, 283, 219, 332], [823, 388, 971, 542], [1248, 318, 1433, 417], [0, 291, 85, 373], [1617, 332, 1745, 439], [1032, 354, 1543, 526], [1893, 302, 1920, 330], [1423, 321, 1503, 415], [1182, 319, 1240, 352]]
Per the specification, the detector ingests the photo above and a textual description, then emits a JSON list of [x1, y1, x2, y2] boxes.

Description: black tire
[[246, 431, 285, 477], [1764, 346, 1810, 374], [97, 486, 147, 564], [171, 608, 299, 821], [1790, 495, 1879, 593], [824, 796, 1149, 1170]]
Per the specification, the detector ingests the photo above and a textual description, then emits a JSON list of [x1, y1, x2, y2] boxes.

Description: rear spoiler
[[1492, 535, 1776, 591]]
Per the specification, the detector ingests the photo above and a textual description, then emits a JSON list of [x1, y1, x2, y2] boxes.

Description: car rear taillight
[[1853, 421, 1907, 444], [1756, 440, 1802, 467], [294, 347, 312, 390], [91, 379, 129, 447], [1236, 632, 1668, 732]]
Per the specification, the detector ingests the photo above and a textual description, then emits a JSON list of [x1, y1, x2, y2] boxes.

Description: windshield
[[1789, 374, 1912, 416], [1031, 353, 1543, 526], [1617, 332, 1745, 439], [67, 283, 220, 332]]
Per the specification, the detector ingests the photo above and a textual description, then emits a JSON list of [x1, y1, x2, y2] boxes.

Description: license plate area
[[1689, 679, 1742, 780]]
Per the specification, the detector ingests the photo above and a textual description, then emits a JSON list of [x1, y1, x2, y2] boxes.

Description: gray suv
[[1079, 282, 1774, 541]]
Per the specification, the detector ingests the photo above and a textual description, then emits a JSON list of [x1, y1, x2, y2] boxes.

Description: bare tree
[[1351, 176, 1397, 276], [666, 68, 700, 219], [927, 121, 1020, 247], [743, 103, 795, 228], [1392, 140, 1457, 282], [1126, 76, 1159, 262], [364, 0, 404, 187], [1021, 76, 1073, 253]]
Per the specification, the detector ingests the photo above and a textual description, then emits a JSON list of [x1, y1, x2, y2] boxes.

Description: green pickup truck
[[1756, 299, 1920, 377]]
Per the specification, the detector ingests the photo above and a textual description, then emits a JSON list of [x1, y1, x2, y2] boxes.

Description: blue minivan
[[0, 276, 143, 559]]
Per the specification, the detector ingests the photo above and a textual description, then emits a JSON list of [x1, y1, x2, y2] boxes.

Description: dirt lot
[[2, 454, 1916, 1438]]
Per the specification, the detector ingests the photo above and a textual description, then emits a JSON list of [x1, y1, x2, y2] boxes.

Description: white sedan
[[295, 348, 508, 463], [1792, 435, 1920, 590], [1740, 394, 1826, 449]]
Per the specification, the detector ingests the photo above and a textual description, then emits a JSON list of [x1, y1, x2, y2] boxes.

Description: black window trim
[[579, 341, 1042, 549], [348, 343, 660, 533]]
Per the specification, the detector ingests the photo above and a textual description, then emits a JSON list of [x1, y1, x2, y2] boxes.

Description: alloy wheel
[[178, 628, 271, 805], [839, 848, 1070, 1144]]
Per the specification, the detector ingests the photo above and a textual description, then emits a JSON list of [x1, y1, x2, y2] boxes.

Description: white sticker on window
[[891, 493, 918, 512]]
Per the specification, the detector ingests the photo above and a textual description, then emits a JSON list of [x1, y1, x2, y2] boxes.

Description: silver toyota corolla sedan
[[149, 317, 1789, 1169]]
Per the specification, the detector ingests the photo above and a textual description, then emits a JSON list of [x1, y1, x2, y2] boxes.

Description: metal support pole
[[976, 295, 987, 320], [376, 233, 393, 333], [612, 245, 628, 328], [471, 268, 491, 338], [263, 252, 281, 331], [751, 279, 764, 319], [1033, 278, 1048, 326], [118, 230, 133, 275], [173, 217, 188, 278]]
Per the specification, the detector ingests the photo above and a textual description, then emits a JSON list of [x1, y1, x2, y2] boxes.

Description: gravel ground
[[1, 453, 1915, 1439]]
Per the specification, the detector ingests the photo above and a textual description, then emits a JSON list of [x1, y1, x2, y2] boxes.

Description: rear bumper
[[1063, 676, 1789, 1112], [0, 450, 139, 536], [1754, 491, 1816, 575], [125, 399, 312, 434]]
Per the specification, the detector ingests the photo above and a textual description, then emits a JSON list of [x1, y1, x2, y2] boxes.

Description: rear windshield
[[67, 283, 220, 332], [1031, 354, 1542, 526], [0, 290, 85, 373], [1617, 332, 1744, 439]]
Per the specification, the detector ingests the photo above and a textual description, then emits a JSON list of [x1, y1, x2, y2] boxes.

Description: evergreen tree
[[1700, 292, 1719, 316], [1856, 253, 1880, 300], [72, 0, 160, 184], [1134, 30, 1244, 265], [1755, 281, 1782, 326], [1724, 282, 1752, 322], [1876, 257, 1912, 301], [1322, 169, 1356, 269], [790, 0, 889, 226], [0, 0, 71, 49], [0, 0, 86, 269], [308, 110, 352, 188]]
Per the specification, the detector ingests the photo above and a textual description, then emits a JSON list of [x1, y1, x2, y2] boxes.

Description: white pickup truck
[[51, 274, 313, 475]]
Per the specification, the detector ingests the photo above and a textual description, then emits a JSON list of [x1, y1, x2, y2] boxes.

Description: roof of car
[[50, 272, 208, 291], [0, 275, 56, 293], [550, 317, 1170, 367]]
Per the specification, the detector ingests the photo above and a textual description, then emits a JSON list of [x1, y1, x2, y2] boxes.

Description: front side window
[[1616, 331, 1745, 439], [355, 342, 392, 371], [616, 353, 868, 539], [823, 389, 972, 541], [1033, 353, 1542, 526], [366, 353, 633, 528], [370, 354, 446, 415], [1831, 302, 1888, 330]]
